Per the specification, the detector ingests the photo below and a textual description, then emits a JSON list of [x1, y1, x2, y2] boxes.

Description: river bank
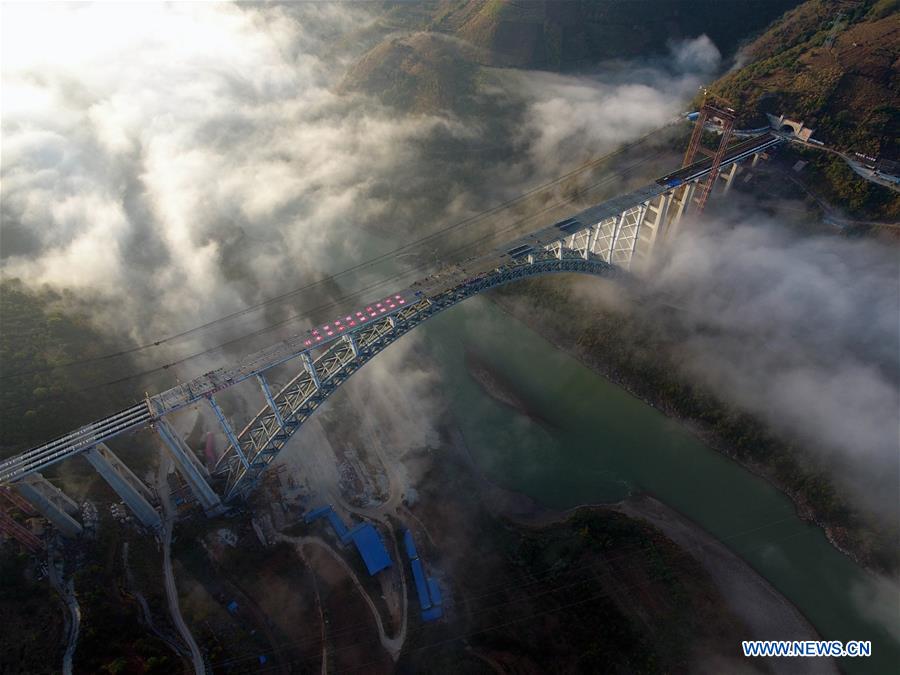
[[488, 286, 895, 576], [420, 296, 899, 674], [445, 415, 833, 675]]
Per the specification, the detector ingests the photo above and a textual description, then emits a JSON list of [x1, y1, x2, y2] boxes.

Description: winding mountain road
[[158, 456, 206, 675]]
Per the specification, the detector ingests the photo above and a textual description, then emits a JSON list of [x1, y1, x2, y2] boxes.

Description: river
[[419, 296, 899, 675]]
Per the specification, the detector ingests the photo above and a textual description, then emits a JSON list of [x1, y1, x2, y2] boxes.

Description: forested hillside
[[344, 0, 800, 113], [713, 0, 898, 156], [0, 279, 138, 455]]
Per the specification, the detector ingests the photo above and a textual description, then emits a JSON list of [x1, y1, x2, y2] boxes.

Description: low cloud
[[644, 215, 899, 516], [1, 2, 471, 351], [508, 35, 719, 174], [1, 2, 723, 394]]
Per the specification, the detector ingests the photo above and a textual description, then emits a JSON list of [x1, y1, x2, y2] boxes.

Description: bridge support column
[[668, 181, 696, 239], [626, 204, 648, 269], [585, 223, 600, 259], [156, 420, 223, 515], [632, 193, 672, 269], [15, 473, 82, 538], [302, 352, 321, 389], [345, 333, 360, 359], [256, 374, 286, 430], [208, 396, 249, 470], [84, 444, 161, 530], [720, 162, 739, 194]]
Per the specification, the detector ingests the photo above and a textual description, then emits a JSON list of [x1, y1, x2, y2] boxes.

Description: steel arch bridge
[[213, 253, 617, 501], [0, 132, 782, 527]]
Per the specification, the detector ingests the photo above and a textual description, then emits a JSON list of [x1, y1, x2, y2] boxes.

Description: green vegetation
[[712, 0, 899, 158], [400, 447, 751, 673], [492, 279, 899, 574], [74, 521, 174, 674], [0, 549, 64, 673], [426, 0, 799, 68], [791, 146, 900, 219], [345, 0, 800, 114], [0, 279, 139, 453], [340, 31, 480, 114]]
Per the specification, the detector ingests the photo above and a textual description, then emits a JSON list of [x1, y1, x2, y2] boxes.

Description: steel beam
[[208, 396, 249, 470], [302, 352, 321, 389], [256, 374, 286, 430], [83, 444, 161, 530], [345, 333, 360, 359], [0, 486, 37, 515], [222, 253, 615, 500], [608, 212, 626, 261], [0, 509, 43, 553], [155, 420, 223, 514], [628, 204, 648, 267], [15, 474, 82, 538], [721, 162, 739, 194]]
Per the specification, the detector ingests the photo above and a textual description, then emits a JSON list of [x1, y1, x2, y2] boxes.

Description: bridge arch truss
[[214, 250, 619, 501], [0, 132, 782, 527]]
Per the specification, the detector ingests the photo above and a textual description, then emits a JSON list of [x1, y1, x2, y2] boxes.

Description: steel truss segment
[[4, 134, 784, 491], [590, 216, 618, 261], [610, 205, 646, 266], [208, 396, 249, 470], [221, 252, 614, 501]]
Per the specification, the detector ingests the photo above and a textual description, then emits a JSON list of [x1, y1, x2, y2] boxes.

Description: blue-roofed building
[[427, 578, 442, 607], [304, 504, 350, 541], [349, 523, 392, 575], [422, 606, 443, 622], [403, 529, 444, 622], [403, 529, 418, 560], [304, 505, 391, 576], [410, 558, 431, 610]]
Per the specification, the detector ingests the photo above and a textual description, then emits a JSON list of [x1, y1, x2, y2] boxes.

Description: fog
[[1, 2, 716, 386], [4, 3, 895, 510], [640, 209, 900, 517]]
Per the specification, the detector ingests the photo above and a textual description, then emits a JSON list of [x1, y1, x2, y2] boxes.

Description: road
[[158, 455, 206, 675], [122, 541, 189, 661], [277, 414, 409, 659], [48, 554, 80, 675], [774, 168, 900, 230], [787, 136, 900, 193], [277, 533, 406, 659]]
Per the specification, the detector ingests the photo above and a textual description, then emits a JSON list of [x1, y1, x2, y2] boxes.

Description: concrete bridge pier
[[84, 444, 162, 530], [667, 180, 697, 239], [156, 419, 224, 515], [719, 162, 739, 194], [15, 473, 83, 538], [632, 193, 672, 269]]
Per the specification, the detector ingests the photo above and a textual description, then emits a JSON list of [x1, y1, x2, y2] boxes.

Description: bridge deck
[[658, 133, 780, 185], [0, 133, 782, 487]]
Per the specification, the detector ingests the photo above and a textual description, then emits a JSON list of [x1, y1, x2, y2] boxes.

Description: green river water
[[419, 297, 899, 675]]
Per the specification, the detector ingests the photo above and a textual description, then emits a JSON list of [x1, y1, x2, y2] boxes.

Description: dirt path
[[279, 414, 409, 658], [48, 557, 79, 675], [122, 541, 189, 661], [158, 456, 206, 675], [277, 533, 405, 659]]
